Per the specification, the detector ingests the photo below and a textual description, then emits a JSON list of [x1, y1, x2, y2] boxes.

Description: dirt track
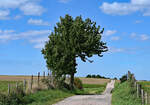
[[53, 80, 115, 105]]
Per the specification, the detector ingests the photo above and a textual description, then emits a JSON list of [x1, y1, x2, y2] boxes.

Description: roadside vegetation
[[112, 73, 141, 105], [112, 81, 141, 105], [0, 77, 107, 105], [0, 81, 22, 93]]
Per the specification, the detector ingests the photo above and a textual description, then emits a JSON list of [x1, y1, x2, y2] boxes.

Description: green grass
[[112, 81, 141, 105], [0, 81, 22, 94], [24, 89, 74, 105], [73, 83, 106, 95]]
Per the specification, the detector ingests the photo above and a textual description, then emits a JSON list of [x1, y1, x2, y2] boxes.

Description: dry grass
[[0, 75, 111, 86], [79, 77, 110, 85], [0, 75, 44, 81]]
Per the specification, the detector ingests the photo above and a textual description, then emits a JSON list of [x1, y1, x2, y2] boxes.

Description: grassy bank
[[112, 81, 141, 105], [25, 84, 106, 105], [25, 90, 74, 105]]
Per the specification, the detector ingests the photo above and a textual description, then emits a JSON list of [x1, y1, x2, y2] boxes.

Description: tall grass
[[0, 81, 22, 93], [112, 81, 141, 105], [25, 90, 74, 105]]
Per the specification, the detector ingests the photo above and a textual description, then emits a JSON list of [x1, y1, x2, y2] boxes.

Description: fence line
[[127, 71, 149, 105], [7, 71, 50, 94]]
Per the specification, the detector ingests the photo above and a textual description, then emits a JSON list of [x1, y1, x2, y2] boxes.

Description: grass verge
[[112, 81, 141, 105], [0, 81, 22, 93], [73, 83, 106, 95], [24, 90, 74, 105]]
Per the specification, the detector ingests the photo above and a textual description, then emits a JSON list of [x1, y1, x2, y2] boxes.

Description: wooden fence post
[[134, 82, 136, 88], [23, 79, 26, 92], [38, 72, 40, 87], [8, 83, 10, 95], [145, 92, 148, 105], [43, 71, 45, 79], [137, 84, 139, 98], [141, 89, 144, 105], [31, 75, 33, 90], [16, 82, 18, 90], [48, 72, 49, 77]]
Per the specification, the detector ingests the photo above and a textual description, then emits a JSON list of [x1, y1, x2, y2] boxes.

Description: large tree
[[42, 14, 108, 89]]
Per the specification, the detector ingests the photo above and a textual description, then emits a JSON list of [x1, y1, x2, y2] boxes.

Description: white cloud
[[0, 29, 50, 47], [140, 34, 149, 41], [29, 37, 49, 49], [28, 18, 50, 26], [20, 3, 44, 16], [59, 0, 70, 3], [135, 20, 142, 24], [100, 0, 150, 16], [130, 33, 149, 41], [109, 47, 125, 53], [130, 33, 137, 38], [0, 10, 9, 20], [0, 0, 28, 8], [110, 36, 120, 41], [14, 15, 22, 20], [0, 0, 44, 17], [104, 30, 117, 36]]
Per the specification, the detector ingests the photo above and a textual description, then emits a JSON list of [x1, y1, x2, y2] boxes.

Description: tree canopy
[[42, 14, 108, 89]]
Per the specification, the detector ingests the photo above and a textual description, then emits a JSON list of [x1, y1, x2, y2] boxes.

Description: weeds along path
[[53, 80, 115, 105]]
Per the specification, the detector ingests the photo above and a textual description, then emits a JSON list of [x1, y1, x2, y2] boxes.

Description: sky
[[0, 0, 150, 80]]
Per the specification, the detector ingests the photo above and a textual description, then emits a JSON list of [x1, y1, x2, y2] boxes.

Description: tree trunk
[[70, 72, 74, 90]]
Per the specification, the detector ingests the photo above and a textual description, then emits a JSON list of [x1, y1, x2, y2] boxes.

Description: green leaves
[[42, 14, 108, 80]]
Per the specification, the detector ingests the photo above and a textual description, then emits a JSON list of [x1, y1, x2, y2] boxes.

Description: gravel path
[[53, 80, 115, 105]]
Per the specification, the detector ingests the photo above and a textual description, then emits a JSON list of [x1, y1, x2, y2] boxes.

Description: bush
[[74, 78, 83, 90], [91, 75, 96, 78], [120, 75, 127, 83], [95, 75, 101, 78], [0, 86, 27, 105], [41, 78, 54, 89], [86, 74, 92, 78]]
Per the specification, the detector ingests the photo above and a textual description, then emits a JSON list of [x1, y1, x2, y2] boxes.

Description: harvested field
[[79, 77, 110, 84], [0, 76, 111, 85], [0, 75, 41, 81]]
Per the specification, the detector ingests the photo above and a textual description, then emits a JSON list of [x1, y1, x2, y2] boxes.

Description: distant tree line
[[86, 74, 110, 79]]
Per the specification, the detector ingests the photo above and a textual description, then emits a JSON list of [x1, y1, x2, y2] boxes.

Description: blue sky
[[0, 0, 150, 80]]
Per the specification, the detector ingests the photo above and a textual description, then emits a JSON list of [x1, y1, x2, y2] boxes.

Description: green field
[[112, 81, 141, 105], [73, 83, 106, 95]]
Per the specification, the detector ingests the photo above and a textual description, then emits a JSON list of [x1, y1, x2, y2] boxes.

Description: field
[[0, 75, 109, 105], [79, 77, 110, 84]]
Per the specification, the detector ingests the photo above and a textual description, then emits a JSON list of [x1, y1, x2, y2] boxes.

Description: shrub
[[96, 75, 101, 78], [74, 78, 83, 90], [0, 86, 27, 105], [41, 78, 54, 89], [120, 75, 127, 83], [91, 75, 96, 78], [86, 74, 92, 78], [114, 77, 117, 80]]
